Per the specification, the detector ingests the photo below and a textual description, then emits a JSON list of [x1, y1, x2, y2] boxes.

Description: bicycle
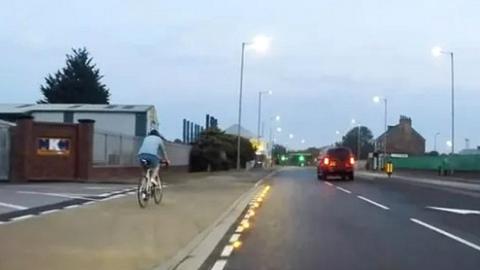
[[137, 159, 167, 208]]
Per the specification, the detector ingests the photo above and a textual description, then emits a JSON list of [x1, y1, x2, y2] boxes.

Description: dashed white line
[[64, 205, 79, 209], [357, 196, 390, 210], [83, 201, 95, 205], [10, 214, 35, 222], [411, 218, 480, 252], [0, 202, 28, 210], [40, 209, 59, 215], [324, 181, 333, 186], [211, 259, 227, 270], [336, 186, 352, 194], [220, 245, 234, 257]]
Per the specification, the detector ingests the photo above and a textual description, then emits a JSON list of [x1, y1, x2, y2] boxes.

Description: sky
[[1, 0, 480, 152]]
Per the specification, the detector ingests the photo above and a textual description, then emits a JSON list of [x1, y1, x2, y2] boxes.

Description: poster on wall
[[37, 138, 71, 156]]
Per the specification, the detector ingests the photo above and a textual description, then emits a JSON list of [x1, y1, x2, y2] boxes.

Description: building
[[0, 104, 158, 137], [375, 115, 425, 155], [224, 124, 256, 139]]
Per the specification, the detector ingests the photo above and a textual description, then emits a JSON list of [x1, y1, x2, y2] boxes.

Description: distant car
[[317, 147, 355, 180]]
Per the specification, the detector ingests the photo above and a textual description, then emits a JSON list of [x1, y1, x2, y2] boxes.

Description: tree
[[189, 128, 255, 171], [338, 126, 374, 160], [272, 144, 287, 158], [39, 48, 111, 104]]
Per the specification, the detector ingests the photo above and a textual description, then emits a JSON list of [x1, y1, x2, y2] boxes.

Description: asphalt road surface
[[205, 167, 480, 270]]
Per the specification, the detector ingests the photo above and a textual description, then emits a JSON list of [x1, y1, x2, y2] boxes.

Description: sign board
[[37, 138, 71, 156], [391, 153, 409, 158]]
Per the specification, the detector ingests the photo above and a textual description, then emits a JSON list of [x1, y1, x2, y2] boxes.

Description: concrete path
[[0, 170, 270, 270]]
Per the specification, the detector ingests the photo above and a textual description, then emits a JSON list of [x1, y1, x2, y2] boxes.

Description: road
[[203, 167, 480, 270]]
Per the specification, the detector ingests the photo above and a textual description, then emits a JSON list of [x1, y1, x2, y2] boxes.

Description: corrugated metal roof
[[0, 103, 153, 113], [0, 119, 15, 126]]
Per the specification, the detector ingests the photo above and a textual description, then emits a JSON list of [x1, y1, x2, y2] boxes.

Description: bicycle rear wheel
[[153, 176, 163, 204], [137, 176, 149, 208]]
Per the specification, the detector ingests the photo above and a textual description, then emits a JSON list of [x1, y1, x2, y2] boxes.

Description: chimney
[[399, 115, 412, 127]]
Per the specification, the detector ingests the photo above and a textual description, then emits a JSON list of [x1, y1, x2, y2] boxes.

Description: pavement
[[202, 167, 480, 270], [0, 169, 271, 270]]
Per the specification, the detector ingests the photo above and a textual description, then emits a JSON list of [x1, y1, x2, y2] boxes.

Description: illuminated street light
[[276, 127, 282, 133], [335, 130, 340, 135], [250, 35, 271, 53], [431, 45, 455, 154], [289, 134, 294, 139], [373, 95, 388, 161], [351, 118, 356, 125], [432, 46, 443, 57], [301, 139, 306, 144], [275, 115, 281, 121], [236, 35, 272, 169]]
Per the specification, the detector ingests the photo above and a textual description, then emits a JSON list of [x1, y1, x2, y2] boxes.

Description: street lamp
[[289, 134, 294, 139], [236, 35, 271, 170], [373, 96, 388, 157], [434, 132, 440, 152], [301, 139, 306, 144], [432, 46, 455, 154], [351, 119, 360, 161], [257, 90, 272, 142], [268, 115, 281, 162]]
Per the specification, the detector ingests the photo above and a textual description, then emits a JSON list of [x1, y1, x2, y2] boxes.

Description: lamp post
[[236, 35, 271, 170], [257, 90, 272, 141], [268, 115, 281, 165], [373, 96, 388, 156], [351, 119, 360, 161], [432, 46, 455, 154]]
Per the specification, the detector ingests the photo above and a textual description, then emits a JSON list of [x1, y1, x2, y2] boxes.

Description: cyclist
[[137, 129, 170, 183]]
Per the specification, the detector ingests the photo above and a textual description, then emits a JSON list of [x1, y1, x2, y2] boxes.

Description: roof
[[0, 103, 153, 114], [0, 119, 15, 127], [224, 124, 255, 139], [376, 124, 425, 141]]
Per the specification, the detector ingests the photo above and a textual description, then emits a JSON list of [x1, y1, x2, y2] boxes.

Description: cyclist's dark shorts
[[138, 153, 160, 168]]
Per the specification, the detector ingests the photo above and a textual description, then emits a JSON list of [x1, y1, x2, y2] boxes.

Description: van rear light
[[349, 157, 355, 165], [323, 157, 330, 165]]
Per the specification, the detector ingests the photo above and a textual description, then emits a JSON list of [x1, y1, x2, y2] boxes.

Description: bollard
[[385, 161, 394, 178]]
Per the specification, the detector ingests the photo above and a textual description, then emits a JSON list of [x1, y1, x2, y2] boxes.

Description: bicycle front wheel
[[153, 177, 163, 204], [137, 176, 149, 208]]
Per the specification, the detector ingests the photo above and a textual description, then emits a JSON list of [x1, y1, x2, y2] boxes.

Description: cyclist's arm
[[158, 139, 169, 162]]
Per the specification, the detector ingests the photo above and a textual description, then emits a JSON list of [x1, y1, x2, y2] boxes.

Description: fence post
[[119, 134, 123, 165]]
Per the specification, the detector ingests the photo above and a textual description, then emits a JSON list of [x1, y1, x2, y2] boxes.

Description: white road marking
[[229, 233, 240, 243], [10, 214, 35, 222], [235, 225, 244, 233], [220, 245, 234, 257], [426, 206, 480, 215], [64, 205, 79, 209], [83, 201, 95, 205], [84, 186, 119, 190], [17, 191, 96, 201], [211, 259, 227, 270], [325, 181, 333, 186], [357, 196, 390, 210], [99, 194, 125, 201], [411, 218, 480, 252], [0, 201, 28, 210], [40, 209, 59, 215], [336, 186, 352, 194]]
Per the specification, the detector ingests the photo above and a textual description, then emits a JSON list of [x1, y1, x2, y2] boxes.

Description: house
[[375, 115, 425, 155], [0, 103, 158, 137]]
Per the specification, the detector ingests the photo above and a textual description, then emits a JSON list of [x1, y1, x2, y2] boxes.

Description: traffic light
[[299, 155, 305, 162]]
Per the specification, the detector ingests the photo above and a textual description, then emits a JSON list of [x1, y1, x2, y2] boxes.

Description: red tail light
[[323, 157, 330, 165], [349, 157, 355, 165]]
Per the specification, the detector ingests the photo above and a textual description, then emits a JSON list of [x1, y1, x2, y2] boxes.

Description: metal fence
[[93, 130, 143, 166], [0, 126, 11, 180]]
